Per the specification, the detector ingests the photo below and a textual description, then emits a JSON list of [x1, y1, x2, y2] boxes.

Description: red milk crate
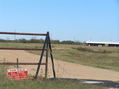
[[7, 68, 28, 80]]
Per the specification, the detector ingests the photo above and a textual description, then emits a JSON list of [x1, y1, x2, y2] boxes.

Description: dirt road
[[0, 50, 119, 81]]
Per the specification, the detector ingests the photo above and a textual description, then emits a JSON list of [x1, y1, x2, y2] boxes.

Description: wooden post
[[17, 58, 19, 68]]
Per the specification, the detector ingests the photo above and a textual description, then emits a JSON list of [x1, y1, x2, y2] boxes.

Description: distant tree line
[[0, 38, 44, 43], [0, 39, 82, 45]]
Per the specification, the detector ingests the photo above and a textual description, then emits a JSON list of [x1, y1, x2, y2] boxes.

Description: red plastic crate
[[7, 68, 28, 80]]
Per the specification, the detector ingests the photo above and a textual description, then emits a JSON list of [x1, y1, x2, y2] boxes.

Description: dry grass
[[0, 42, 119, 71]]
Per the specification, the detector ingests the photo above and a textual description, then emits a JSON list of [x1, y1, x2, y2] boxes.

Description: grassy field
[[53, 44, 119, 71], [0, 66, 107, 89], [0, 42, 119, 72], [0, 79, 107, 89]]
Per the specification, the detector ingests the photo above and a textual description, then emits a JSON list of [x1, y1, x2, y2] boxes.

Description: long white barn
[[85, 41, 119, 47]]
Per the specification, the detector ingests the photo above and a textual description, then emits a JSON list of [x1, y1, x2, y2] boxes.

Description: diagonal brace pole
[[34, 34, 48, 79], [47, 33, 56, 78]]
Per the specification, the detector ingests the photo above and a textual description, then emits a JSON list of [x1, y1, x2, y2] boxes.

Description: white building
[[85, 41, 119, 47]]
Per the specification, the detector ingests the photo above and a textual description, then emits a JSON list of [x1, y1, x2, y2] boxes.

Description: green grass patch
[[0, 79, 107, 89], [0, 66, 107, 89]]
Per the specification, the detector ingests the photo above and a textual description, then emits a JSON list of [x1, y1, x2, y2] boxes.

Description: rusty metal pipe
[[0, 62, 46, 65], [0, 48, 46, 50], [0, 32, 47, 36]]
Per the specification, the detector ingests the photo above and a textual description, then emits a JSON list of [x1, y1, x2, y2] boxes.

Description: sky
[[0, 0, 119, 42]]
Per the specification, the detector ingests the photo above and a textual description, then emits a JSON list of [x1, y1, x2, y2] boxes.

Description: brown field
[[0, 50, 119, 82]]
